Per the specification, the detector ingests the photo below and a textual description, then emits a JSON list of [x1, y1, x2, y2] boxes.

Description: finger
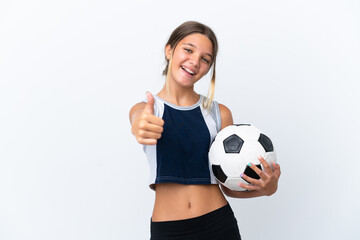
[[258, 155, 271, 174], [145, 114, 164, 127], [139, 130, 162, 139], [144, 92, 155, 115], [141, 121, 164, 134], [238, 181, 258, 191], [248, 162, 267, 180], [137, 137, 157, 145], [240, 173, 259, 185]]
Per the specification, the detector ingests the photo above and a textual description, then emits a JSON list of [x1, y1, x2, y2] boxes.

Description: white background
[[1, 0, 359, 239]]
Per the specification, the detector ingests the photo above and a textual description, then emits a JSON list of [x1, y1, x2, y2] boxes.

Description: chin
[[178, 80, 197, 88]]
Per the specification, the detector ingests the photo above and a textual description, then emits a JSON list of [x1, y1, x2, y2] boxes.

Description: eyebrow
[[182, 43, 213, 59]]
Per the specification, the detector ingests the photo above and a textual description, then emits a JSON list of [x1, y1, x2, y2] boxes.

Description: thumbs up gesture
[[130, 92, 164, 145], [143, 91, 155, 115]]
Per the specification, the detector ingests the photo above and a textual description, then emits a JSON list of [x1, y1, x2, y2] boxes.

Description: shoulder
[[218, 103, 233, 130]]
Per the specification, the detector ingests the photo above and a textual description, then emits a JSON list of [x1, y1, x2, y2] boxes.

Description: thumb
[[144, 91, 155, 114], [273, 162, 281, 178]]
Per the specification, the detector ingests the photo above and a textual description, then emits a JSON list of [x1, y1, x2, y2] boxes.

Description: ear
[[165, 44, 173, 60]]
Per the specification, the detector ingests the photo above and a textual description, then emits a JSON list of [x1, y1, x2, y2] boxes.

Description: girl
[[129, 21, 281, 240]]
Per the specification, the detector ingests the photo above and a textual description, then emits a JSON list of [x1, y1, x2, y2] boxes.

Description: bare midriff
[[151, 183, 228, 222]]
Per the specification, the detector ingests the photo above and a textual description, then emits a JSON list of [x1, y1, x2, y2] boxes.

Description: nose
[[189, 54, 201, 68]]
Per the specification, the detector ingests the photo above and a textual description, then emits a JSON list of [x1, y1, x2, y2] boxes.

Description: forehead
[[178, 33, 213, 54]]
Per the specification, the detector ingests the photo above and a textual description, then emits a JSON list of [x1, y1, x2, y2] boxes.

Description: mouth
[[181, 66, 196, 76]]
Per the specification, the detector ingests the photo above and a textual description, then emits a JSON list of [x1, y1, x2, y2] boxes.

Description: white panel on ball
[[225, 178, 247, 191], [208, 144, 224, 165], [221, 154, 246, 176], [235, 125, 261, 141], [239, 141, 265, 165], [264, 151, 277, 170]]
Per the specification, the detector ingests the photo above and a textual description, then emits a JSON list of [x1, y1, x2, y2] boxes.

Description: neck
[[157, 85, 199, 107]]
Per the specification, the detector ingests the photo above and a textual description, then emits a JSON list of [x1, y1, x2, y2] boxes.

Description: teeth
[[182, 66, 195, 75]]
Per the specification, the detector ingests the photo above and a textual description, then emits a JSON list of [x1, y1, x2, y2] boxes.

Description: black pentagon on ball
[[243, 164, 262, 183], [233, 123, 251, 126], [223, 134, 244, 153], [258, 133, 274, 152], [212, 165, 227, 183]]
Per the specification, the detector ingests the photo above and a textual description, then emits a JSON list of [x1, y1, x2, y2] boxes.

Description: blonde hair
[[203, 63, 216, 110], [163, 21, 218, 110], [165, 56, 172, 96]]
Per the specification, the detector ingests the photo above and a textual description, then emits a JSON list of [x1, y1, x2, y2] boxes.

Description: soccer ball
[[209, 124, 277, 191]]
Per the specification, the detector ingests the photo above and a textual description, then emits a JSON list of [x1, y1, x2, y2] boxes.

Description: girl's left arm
[[218, 103, 281, 198]]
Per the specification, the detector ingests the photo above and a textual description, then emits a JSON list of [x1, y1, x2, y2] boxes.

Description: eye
[[202, 57, 210, 64], [184, 48, 192, 53]]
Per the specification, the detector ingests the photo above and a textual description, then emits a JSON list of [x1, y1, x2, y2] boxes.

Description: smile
[[181, 66, 196, 76]]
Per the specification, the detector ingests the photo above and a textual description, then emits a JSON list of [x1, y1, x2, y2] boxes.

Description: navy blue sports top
[[143, 94, 222, 190]]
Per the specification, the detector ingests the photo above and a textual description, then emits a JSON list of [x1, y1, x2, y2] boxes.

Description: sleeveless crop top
[[143, 94, 222, 190]]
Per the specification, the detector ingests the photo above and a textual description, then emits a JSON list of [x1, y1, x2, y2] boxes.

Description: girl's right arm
[[129, 92, 164, 145]]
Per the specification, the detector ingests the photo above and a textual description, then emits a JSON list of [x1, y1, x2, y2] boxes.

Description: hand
[[131, 92, 164, 145], [238, 156, 281, 196]]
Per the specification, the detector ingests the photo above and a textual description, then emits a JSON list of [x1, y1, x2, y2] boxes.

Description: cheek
[[200, 64, 211, 75], [174, 49, 191, 62]]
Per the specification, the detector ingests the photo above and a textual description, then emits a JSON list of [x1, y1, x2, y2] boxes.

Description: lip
[[181, 65, 197, 76]]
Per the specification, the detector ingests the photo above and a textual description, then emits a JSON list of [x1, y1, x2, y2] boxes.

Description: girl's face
[[166, 33, 213, 89]]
